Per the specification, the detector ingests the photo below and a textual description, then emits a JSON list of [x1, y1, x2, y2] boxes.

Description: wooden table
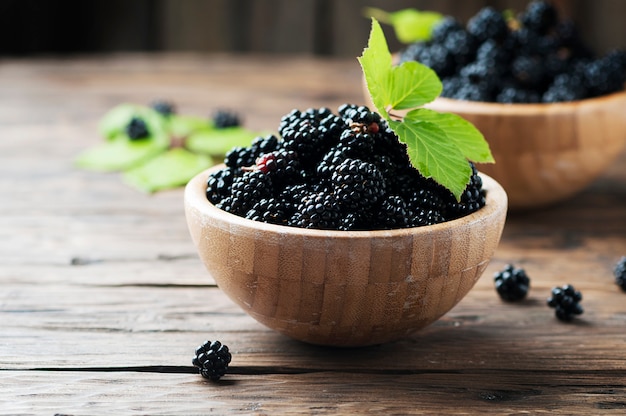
[[1, 53, 626, 415]]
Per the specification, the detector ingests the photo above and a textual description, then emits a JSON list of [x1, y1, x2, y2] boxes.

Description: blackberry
[[192, 340, 232, 381], [338, 211, 375, 231], [542, 73, 587, 102], [317, 146, 354, 180], [494, 264, 530, 301], [401, 42, 455, 78], [206, 167, 237, 204], [213, 110, 241, 129], [410, 207, 446, 227], [520, 1, 558, 35], [339, 104, 383, 133], [547, 284, 584, 321], [431, 16, 463, 43], [377, 195, 410, 229], [511, 55, 546, 89], [441, 76, 464, 98], [337, 129, 375, 159], [225, 146, 255, 169], [582, 51, 626, 97], [279, 108, 341, 165], [249, 134, 282, 156], [451, 83, 493, 102], [151, 100, 176, 117], [497, 86, 541, 103], [256, 149, 302, 185], [224, 135, 282, 169], [613, 256, 626, 292], [227, 170, 273, 215], [291, 190, 341, 230], [443, 30, 478, 67], [445, 163, 486, 219], [125, 117, 149, 140], [331, 158, 386, 211], [466, 6, 509, 43], [245, 197, 288, 225]]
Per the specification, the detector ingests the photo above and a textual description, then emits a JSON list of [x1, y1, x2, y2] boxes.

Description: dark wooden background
[[1, 0, 625, 58]]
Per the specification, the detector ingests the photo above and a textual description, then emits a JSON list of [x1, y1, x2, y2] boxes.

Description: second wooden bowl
[[184, 166, 508, 347], [425, 93, 626, 209]]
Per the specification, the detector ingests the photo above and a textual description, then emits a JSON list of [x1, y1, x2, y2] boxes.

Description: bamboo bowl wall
[[184, 166, 508, 347]]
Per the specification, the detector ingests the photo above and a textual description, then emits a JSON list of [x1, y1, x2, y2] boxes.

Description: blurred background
[[1, 0, 625, 58]]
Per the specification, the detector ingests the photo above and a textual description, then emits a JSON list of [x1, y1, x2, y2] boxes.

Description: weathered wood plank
[[2, 370, 626, 415]]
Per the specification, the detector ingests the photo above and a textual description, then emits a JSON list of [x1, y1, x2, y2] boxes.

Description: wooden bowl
[[363, 79, 626, 209], [184, 166, 508, 347]]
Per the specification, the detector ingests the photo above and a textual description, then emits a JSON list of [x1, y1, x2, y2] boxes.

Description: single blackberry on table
[[331, 158, 386, 211], [520, 1, 558, 35], [125, 117, 150, 140], [227, 170, 273, 216], [613, 256, 626, 292], [494, 264, 530, 301], [291, 190, 342, 230], [547, 284, 584, 321], [213, 110, 241, 128], [151, 100, 176, 117], [192, 340, 232, 381], [466, 6, 509, 43]]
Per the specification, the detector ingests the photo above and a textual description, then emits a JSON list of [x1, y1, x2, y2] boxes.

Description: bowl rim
[[425, 88, 626, 116], [185, 164, 508, 240]]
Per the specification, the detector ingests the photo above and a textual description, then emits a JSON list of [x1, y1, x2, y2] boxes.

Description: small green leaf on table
[[186, 127, 266, 156], [75, 136, 169, 172], [123, 147, 214, 193]]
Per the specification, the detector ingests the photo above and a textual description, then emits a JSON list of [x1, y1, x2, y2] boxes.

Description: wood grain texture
[[1, 53, 626, 414]]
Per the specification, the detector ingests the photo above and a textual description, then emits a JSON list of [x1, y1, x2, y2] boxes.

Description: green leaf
[[358, 18, 392, 119], [123, 147, 214, 193], [364, 7, 443, 44], [389, 61, 442, 109], [98, 104, 169, 143], [75, 136, 168, 172], [186, 127, 266, 156], [407, 109, 494, 163], [390, 118, 471, 200], [167, 114, 211, 138]]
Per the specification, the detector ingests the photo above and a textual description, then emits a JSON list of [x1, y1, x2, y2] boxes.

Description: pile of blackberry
[[206, 105, 486, 231], [400, 1, 626, 103]]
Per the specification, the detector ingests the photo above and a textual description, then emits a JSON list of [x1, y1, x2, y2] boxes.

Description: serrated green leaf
[[406, 109, 494, 163], [123, 148, 214, 193], [186, 127, 265, 156], [358, 18, 392, 118], [389, 61, 442, 109], [75, 136, 168, 172], [390, 118, 471, 200]]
